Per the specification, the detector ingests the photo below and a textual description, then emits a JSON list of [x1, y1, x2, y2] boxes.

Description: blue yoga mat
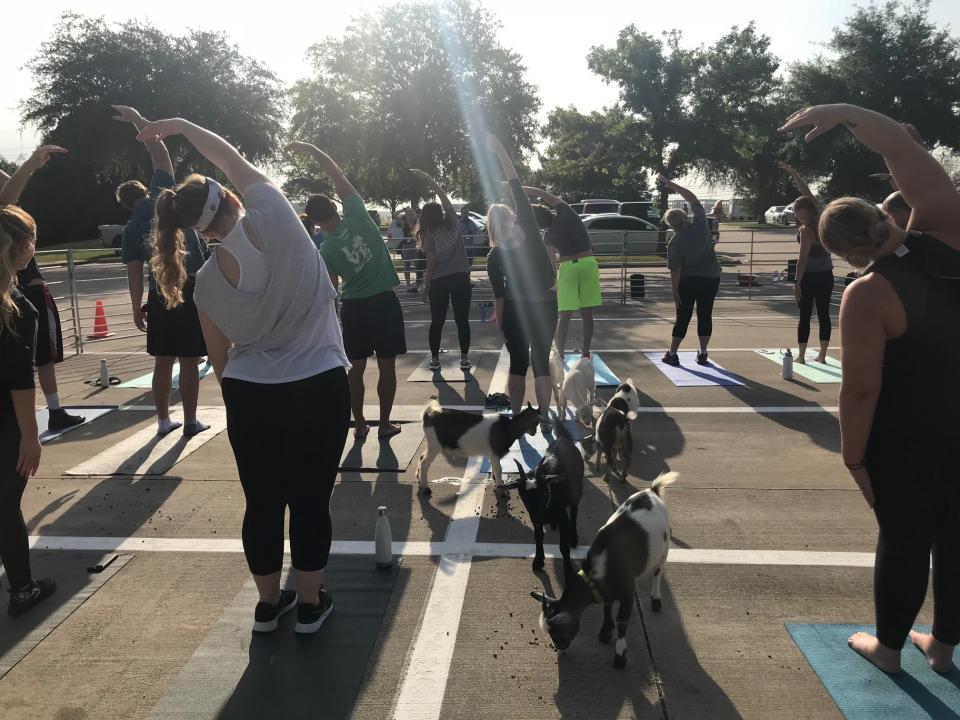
[[643, 352, 745, 387], [480, 417, 583, 474], [562, 353, 620, 387], [119, 362, 214, 389], [786, 624, 960, 719]]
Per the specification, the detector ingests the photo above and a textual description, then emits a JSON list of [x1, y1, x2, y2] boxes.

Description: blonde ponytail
[[150, 190, 189, 308], [0, 206, 37, 335]]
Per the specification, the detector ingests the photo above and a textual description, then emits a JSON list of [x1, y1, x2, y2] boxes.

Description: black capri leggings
[[429, 272, 472, 357], [503, 297, 558, 377], [867, 446, 960, 649], [222, 367, 350, 576], [672, 276, 720, 340], [797, 270, 834, 344], [0, 417, 31, 590]]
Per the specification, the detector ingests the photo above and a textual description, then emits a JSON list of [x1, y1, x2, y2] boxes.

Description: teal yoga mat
[[562, 353, 620, 387], [756, 349, 842, 384], [786, 623, 960, 719], [119, 361, 214, 389]]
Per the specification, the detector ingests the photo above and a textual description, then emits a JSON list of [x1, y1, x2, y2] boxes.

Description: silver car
[[580, 213, 660, 255]]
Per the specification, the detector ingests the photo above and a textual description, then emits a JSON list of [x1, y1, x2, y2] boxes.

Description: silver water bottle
[[782, 348, 793, 380], [375, 506, 393, 569], [99, 359, 110, 388]]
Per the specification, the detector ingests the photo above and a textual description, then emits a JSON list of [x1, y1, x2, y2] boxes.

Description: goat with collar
[[587, 380, 640, 482], [417, 400, 541, 496], [532, 472, 677, 669], [503, 419, 584, 582]]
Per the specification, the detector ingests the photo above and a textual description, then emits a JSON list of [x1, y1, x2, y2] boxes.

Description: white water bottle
[[375, 506, 393, 569], [99, 359, 110, 388], [782, 348, 793, 380]]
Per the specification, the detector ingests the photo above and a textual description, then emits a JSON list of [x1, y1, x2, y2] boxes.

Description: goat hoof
[[613, 654, 627, 670], [418, 485, 432, 497], [598, 632, 612, 645], [651, 597, 662, 612], [494, 486, 509, 498]]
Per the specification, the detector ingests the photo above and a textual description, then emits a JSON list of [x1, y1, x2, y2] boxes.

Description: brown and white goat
[[588, 380, 640, 482], [531, 472, 678, 669]]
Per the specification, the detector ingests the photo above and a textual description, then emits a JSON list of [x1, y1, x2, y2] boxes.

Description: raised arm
[[656, 173, 699, 208], [486, 133, 520, 183], [780, 104, 960, 232], [137, 118, 271, 195], [0, 145, 67, 205], [112, 105, 174, 177], [0, 167, 10, 188], [286, 141, 358, 200], [776, 161, 819, 209], [522, 186, 562, 208], [410, 169, 456, 221]]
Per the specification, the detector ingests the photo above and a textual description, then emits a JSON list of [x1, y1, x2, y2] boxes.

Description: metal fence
[[38, 227, 852, 357]]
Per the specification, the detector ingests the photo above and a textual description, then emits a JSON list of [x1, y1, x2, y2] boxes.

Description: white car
[[764, 205, 787, 224], [580, 214, 660, 255], [780, 203, 796, 226]]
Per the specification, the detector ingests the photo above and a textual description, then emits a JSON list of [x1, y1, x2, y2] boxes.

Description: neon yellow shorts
[[557, 256, 602, 312]]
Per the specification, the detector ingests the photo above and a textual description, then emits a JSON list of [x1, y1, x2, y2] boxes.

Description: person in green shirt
[[290, 142, 405, 440]]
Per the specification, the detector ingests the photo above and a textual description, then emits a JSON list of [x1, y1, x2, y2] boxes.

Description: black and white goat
[[531, 472, 678, 669], [505, 420, 584, 581], [589, 380, 640, 482], [418, 400, 541, 496]]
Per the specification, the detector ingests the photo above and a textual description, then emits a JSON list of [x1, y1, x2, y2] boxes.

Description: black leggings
[[429, 273, 472, 356], [672, 276, 720, 340], [222, 367, 350, 576], [0, 417, 30, 590], [503, 298, 558, 377], [867, 446, 960, 649], [797, 270, 834, 344]]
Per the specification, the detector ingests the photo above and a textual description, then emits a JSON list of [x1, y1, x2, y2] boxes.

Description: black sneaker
[[48, 408, 85, 432], [661, 352, 680, 367], [8, 577, 57, 616], [295, 588, 333, 635], [252, 589, 298, 633], [696, 351, 709, 366]]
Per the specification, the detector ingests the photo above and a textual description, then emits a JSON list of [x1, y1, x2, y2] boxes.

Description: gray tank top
[[799, 229, 833, 273]]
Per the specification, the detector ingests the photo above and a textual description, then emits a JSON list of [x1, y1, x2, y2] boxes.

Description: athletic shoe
[[8, 577, 57, 616], [484, 392, 512, 409], [459, 357, 472, 370], [695, 351, 709, 366], [295, 588, 334, 635], [48, 408, 85, 432], [661, 352, 680, 367], [429, 357, 442, 371], [252, 589, 298, 633]]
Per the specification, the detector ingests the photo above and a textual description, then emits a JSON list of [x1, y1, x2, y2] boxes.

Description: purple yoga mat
[[643, 352, 745, 387]]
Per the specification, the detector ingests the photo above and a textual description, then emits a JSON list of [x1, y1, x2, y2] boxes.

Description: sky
[[2, 0, 960, 193]]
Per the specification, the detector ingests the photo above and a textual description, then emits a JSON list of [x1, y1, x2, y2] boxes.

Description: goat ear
[[526, 402, 534, 412], [514, 460, 527, 479]]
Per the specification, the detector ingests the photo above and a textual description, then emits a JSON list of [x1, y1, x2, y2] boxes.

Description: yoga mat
[[756, 349, 842, 384], [148, 558, 399, 720], [0, 551, 132, 679], [119, 361, 214, 389], [37, 406, 118, 444], [340, 423, 421, 472], [786, 624, 960, 720], [406, 352, 482, 383], [65, 406, 227, 476], [480, 417, 583, 474], [643, 352, 745, 387], [562, 353, 620, 388]]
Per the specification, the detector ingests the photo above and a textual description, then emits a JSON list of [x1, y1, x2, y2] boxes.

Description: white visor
[[194, 178, 222, 232]]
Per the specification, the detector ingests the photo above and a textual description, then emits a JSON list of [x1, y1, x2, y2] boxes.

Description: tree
[[20, 13, 285, 244], [285, 0, 540, 210], [537, 106, 649, 201], [587, 28, 702, 216], [786, 0, 960, 200]]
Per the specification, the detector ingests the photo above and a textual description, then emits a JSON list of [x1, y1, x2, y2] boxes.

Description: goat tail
[[423, 399, 442, 422], [651, 472, 679, 499]]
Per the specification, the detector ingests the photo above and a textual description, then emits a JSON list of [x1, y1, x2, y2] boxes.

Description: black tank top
[[867, 239, 960, 448]]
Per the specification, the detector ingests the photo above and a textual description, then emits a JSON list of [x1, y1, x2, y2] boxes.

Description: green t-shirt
[[319, 194, 399, 299]]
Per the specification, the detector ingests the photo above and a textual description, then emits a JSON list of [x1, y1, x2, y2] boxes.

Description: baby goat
[[531, 472, 678, 669], [559, 355, 596, 429], [590, 380, 640, 482], [548, 344, 565, 416], [418, 400, 541, 496], [506, 421, 584, 582]]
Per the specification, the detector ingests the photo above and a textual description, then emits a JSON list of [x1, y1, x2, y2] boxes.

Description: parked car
[[570, 202, 585, 214], [780, 203, 796, 226], [580, 213, 660, 255], [620, 201, 661, 224], [581, 198, 621, 214], [764, 205, 787, 224], [98, 224, 125, 255]]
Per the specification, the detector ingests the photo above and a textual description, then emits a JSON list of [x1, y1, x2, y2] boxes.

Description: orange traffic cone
[[87, 300, 114, 339]]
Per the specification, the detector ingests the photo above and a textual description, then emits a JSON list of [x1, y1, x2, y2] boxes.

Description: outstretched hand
[[285, 141, 318, 156], [111, 105, 146, 126], [656, 173, 676, 189], [776, 160, 797, 174], [26, 145, 67, 169], [779, 104, 848, 143], [485, 132, 504, 154], [409, 168, 436, 184], [136, 119, 184, 143]]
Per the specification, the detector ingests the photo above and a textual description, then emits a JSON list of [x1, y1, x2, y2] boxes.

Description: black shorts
[[340, 290, 407, 359], [146, 279, 207, 358], [20, 284, 63, 366]]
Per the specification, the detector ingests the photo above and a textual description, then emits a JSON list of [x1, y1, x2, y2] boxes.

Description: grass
[[721, 221, 792, 230], [36, 237, 119, 267]]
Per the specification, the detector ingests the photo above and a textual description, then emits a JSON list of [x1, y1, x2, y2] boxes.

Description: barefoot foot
[[814, 355, 827, 364], [848, 632, 901, 674], [909, 631, 956, 673]]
